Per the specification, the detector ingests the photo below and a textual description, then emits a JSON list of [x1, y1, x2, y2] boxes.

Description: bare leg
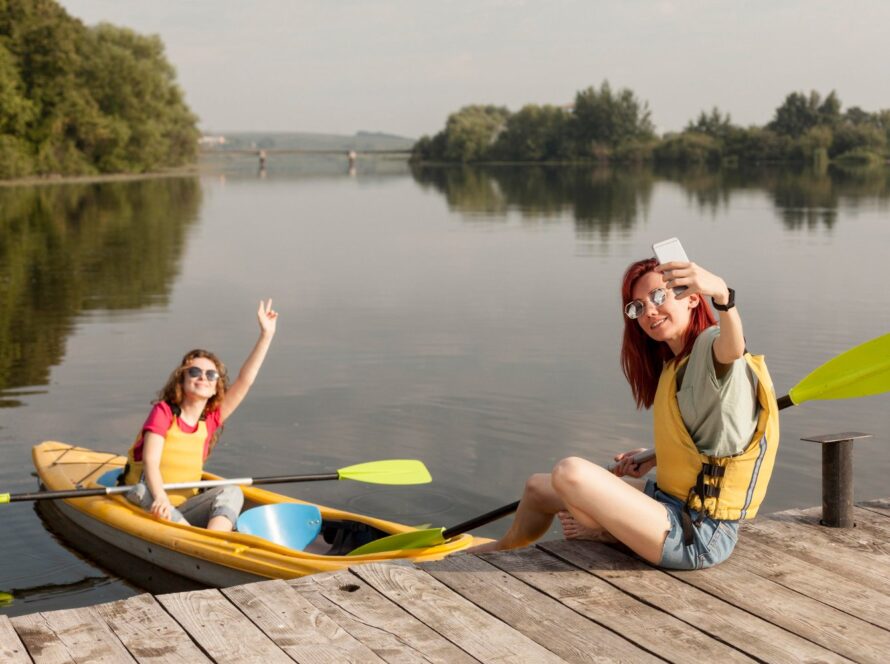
[[206, 515, 234, 532], [467, 473, 566, 553], [551, 457, 670, 564]]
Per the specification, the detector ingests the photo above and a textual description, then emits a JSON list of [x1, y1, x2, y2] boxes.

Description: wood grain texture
[[481, 546, 754, 662], [0, 615, 31, 664], [95, 593, 210, 663], [223, 579, 385, 664], [11, 607, 135, 664], [540, 539, 851, 664], [351, 562, 566, 664], [662, 550, 890, 662], [290, 569, 476, 664], [420, 553, 659, 664], [157, 588, 292, 664]]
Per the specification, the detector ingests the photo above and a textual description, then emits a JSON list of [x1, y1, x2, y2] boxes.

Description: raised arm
[[656, 261, 744, 372], [220, 299, 278, 422]]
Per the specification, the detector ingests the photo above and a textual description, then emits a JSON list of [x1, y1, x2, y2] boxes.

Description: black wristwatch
[[711, 287, 735, 311]]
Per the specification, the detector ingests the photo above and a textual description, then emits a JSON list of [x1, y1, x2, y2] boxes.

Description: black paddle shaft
[[252, 473, 340, 485], [442, 500, 520, 539]]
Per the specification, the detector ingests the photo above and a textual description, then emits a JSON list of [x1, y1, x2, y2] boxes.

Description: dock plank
[[290, 569, 476, 664], [420, 553, 659, 664], [728, 536, 890, 631], [0, 615, 31, 664], [741, 517, 890, 593], [95, 593, 211, 663], [662, 551, 890, 663], [11, 607, 135, 664], [351, 561, 566, 663], [540, 539, 850, 663], [859, 498, 890, 518], [157, 588, 292, 664], [480, 546, 754, 662], [223, 579, 385, 664]]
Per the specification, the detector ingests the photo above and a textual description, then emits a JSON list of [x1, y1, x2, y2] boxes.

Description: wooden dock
[[2, 498, 889, 663]]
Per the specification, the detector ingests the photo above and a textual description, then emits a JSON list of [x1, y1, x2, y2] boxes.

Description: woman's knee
[[214, 486, 244, 512], [551, 456, 599, 493], [523, 473, 554, 501]]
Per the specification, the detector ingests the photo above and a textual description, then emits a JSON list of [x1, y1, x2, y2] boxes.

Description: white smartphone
[[652, 237, 689, 295]]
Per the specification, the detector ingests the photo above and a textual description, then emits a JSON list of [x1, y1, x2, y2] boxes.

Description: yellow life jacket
[[653, 352, 780, 521], [123, 416, 206, 506]]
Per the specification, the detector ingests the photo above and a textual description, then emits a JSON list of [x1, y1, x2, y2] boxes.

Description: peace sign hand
[[257, 298, 278, 336]]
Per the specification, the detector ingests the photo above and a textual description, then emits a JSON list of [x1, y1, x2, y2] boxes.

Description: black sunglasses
[[185, 366, 219, 382]]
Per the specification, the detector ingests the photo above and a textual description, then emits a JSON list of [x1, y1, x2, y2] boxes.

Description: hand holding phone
[[652, 237, 689, 295]]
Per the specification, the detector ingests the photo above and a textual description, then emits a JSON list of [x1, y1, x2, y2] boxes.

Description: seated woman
[[470, 257, 779, 570], [121, 299, 278, 531]]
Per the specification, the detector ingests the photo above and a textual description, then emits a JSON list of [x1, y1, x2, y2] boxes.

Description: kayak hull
[[33, 441, 488, 587]]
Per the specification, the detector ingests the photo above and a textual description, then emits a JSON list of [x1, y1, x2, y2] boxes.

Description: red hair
[[620, 258, 716, 409]]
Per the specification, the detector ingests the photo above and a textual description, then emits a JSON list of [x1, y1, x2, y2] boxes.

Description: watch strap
[[711, 287, 735, 311]]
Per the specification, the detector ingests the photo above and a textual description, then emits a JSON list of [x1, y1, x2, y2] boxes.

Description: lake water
[[1, 158, 889, 616]]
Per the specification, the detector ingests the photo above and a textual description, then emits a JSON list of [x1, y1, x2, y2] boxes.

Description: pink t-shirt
[[131, 401, 222, 462]]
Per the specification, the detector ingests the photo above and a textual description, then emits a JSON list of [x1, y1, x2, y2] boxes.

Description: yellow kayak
[[33, 441, 487, 586]]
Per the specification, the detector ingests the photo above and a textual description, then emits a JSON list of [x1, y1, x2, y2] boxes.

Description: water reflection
[[412, 163, 890, 234], [0, 178, 202, 403], [411, 165, 655, 238]]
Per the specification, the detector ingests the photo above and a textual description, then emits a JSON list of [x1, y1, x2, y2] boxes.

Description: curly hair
[[155, 349, 229, 451], [619, 258, 716, 409]]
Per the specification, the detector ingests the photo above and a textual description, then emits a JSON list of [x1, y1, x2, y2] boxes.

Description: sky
[[59, 0, 890, 138]]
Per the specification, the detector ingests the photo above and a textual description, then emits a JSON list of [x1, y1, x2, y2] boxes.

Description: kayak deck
[[32, 441, 485, 586]]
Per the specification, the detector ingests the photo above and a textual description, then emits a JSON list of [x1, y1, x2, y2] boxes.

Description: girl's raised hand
[[257, 298, 278, 336], [655, 261, 729, 303]]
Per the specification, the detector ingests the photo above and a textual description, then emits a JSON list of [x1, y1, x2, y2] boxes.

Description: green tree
[[0, 0, 198, 178], [491, 104, 570, 161], [769, 90, 841, 138], [685, 107, 734, 140], [571, 81, 655, 156], [437, 105, 510, 162], [769, 91, 822, 137]]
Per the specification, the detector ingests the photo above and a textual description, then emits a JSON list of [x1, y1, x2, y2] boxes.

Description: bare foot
[[557, 511, 617, 543], [465, 540, 502, 554]]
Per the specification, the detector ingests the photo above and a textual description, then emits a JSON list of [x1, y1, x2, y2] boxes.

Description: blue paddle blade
[[236, 503, 323, 551]]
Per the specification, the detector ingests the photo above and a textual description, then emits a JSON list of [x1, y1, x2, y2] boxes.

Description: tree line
[[413, 83, 890, 166], [0, 0, 198, 179]]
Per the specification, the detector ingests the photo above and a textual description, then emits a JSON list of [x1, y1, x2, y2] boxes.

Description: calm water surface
[[1, 160, 889, 615]]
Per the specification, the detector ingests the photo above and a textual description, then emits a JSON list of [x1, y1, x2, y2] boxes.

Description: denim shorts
[[645, 479, 739, 570]]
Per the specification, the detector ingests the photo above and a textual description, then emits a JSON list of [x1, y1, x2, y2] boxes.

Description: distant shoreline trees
[[414, 84, 889, 166], [0, 0, 199, 179]]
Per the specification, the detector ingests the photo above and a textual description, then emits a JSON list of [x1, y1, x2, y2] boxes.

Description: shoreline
[[0, 165, 201, 189]]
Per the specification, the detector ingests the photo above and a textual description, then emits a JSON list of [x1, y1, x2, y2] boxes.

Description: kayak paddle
[[351, 331, 890, 555], [610, 331, 890, 470], [0, 459, 431, 504], [349, 499, 520, 556]]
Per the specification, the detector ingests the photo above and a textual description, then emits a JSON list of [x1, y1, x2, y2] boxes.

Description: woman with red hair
[[470, 257, 779, 569]]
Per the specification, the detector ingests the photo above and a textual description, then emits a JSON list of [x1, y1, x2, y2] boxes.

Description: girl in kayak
[[121, 299, 278, 531], [470, 258, 778, 569]]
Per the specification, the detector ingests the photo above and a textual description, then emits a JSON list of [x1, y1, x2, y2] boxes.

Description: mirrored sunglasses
[[186, 366, 219, 382], [624, 287, 668, 320]]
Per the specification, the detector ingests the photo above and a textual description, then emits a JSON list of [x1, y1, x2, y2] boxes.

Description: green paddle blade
[[348, 527, 446, 556], [336, 459, 432, 485], [0, 591, 12, 606], [788, 333, 890, 405]]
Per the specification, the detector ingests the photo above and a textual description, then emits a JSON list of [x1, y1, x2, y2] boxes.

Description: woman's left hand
[[655, 261, 730, 305], [257, 298, 278, 336]]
